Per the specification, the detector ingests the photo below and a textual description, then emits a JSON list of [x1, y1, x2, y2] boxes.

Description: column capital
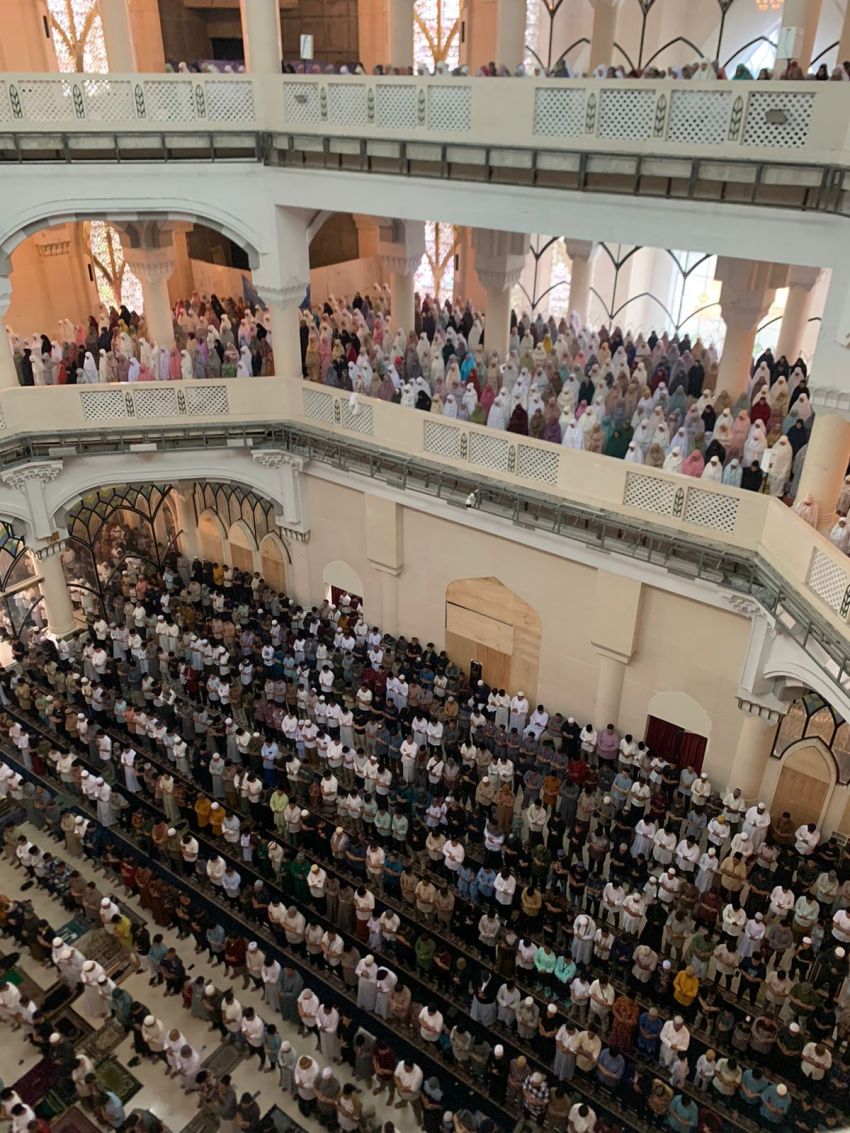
[[787, 265, 823, 292], [477, 264, 525, 291], [256, 277, 309, 310], [383, 255, 423, 278], [252, 448, 304, 471], [591, 643, 633, 666], [735, 695, 786, 725], [31, 537, 67, 561], [565, 239, 597, 264], [276, 522, 310, 544], [2, 461, 63, 492], [473, 228, 527, 294], [123, 248, 175, 285]]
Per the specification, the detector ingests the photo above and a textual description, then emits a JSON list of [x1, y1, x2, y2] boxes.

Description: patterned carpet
[[52, 1105, 102, 1133], [181, 1113, 219, 1133], [78, 1017, 127, 1061], [14, 1057, 59, 1105], [47, 1003, 94, 1041], [202, 1040, 245, 1077], [95, 1054, 142, 1102], [79, 927, 129, 975]]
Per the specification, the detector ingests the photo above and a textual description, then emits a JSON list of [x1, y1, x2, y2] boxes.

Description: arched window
[[414, 0, 462, 71], [86, 221, 144, 314], [47, 0, 107, 73], [415, 222, 459, 305], [772, 693, 850, 783]]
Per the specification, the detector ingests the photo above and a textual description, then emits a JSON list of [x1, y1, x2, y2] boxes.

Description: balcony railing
[[0, 73, 847, 165], [0, 378, 848, 685]]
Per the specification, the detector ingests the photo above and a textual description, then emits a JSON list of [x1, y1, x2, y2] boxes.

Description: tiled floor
[[0, 826, 425, 1133]]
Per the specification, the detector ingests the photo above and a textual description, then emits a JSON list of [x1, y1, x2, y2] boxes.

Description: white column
[[98, 0, 138, 71], [484, 286, 512, 360], [264, 294, 304, 377], [388, 0, 414, 71], [727, 709, 780, 803], [594, 652, 626, 729], [0, 279, 19, 389], [565, 241, 596, 326], [776, 267, 821, 362], [589, 0, 619, 72], [122, 248, 175, 349], [172, 487, 200, 560], [495, 0, 528, 71], [35, 545, 76, 638], [776, 0, 823, 71], [239, 0, 282, 73], [390, 268, 416, 340], [375, 566, 401, 636], [715, 258, 788, 398], [473, 228, 526, 358], [797, 411, 850, 526]]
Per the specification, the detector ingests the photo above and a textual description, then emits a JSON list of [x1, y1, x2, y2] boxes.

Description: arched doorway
[[445, 577, 542, 700], [198, 510, 226, 565], [260, 534, 288, 594], [228, 520, 258, 575], [771, 739, 834, 829], [322, 560, 365, 611]]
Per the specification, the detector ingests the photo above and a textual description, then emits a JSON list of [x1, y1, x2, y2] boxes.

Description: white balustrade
[[0, 73, 845, 163]]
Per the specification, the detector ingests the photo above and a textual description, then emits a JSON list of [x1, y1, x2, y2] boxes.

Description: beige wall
[[300, 472, 750, 779], [6, 225, 99, 335]]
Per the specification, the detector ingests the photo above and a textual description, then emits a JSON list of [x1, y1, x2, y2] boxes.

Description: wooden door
[[771, 766, 828, 828]]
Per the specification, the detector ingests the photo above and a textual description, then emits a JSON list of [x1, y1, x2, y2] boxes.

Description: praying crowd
[[0, 539, 848, 1133], [9, 285, 844, 530], [162, 56, 850, 82]]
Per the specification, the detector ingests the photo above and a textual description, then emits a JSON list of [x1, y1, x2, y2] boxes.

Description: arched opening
[[228, 519, 258, 575], [322, 560, 364, 611], [645, 690, 712, 773], [770, 739, 834, 829], [445, 577, 542, 701], [197, 509, 226, 566], [260, 533, 288, 595]]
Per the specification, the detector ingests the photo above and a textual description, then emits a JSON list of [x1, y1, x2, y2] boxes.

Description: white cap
[[776, 1084, 787, 1097], [59, 948, 72, 960], [52, 936, 63, 948], [836, 947, 846, 958], [49, 1032, 62, 1044], [321, 1067, 332, 1079], [211, 802, 220, 810], [144, 1015, 156, 1026], [789, 1023, 800, 1033], [494, 1045, 504, 1056], [248, 942, 258, 951], [524, 995, 533, 1006], [365, 954, 375, 964], [281, 1041, 291, 1052], [205, 984, 215, 995], [101, 898, 111, 907]]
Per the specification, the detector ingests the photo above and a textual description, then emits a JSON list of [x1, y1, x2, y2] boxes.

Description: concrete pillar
[[390, 269, 416, 340], [98, 0, 138, 71], [594, 652, 626, 729], [239, 0, 282, 73], [589, 0, 619, 72], [727, 711, 779, 803], [565, 241, 597, 327], [840, 0, 850, 64], [484, 286, 512, 360], [776, 0, 823, 71], [254, 208, 310, 375], [472, 228, 527, 358], [797, 411, 850, 526], [35, 546, 77, 638], [125, 252, 175, 349], [715, 258, 789, 398], [172, 487, 200, 560], [776, 267, 822, 362], [495, 0, 528, 71], [0, 279, 20, 389], [266, 299, 304, 377], [388, 0, 414, 71], [376, 566, 401, 636]]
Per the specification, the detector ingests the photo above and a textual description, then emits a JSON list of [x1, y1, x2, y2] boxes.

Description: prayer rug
[[14, 1057, 59, 1104], [95, 1055, 141, 1102], [52, 1105, 102, 1133], [202, 1040, 244, 1077], [78, 1017, 126, 1060], [181, 1113, 219, 1133]]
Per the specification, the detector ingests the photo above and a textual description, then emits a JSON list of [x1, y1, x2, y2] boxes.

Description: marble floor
[[0, 825, 426, 1133]]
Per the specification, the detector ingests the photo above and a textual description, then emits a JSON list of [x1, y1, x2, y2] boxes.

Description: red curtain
[[645, 714, 707, 772], [679, 731, 707, 773], [646, 715, 684, 762]]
